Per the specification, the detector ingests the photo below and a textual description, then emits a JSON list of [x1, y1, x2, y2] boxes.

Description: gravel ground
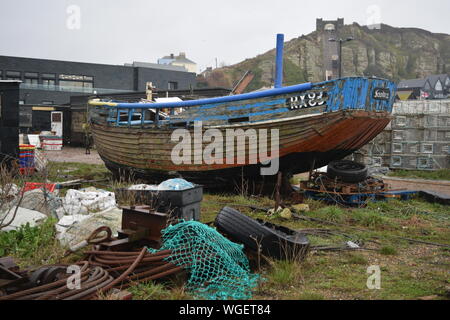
[[43, 147, 104, 165], [382, 177, 450, 197]]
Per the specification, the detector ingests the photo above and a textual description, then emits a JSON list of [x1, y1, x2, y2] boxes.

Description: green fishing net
[[148, 220, 260, 300]]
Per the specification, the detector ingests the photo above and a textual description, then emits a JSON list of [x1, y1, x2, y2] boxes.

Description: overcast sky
[[0, 0, 449, 72]]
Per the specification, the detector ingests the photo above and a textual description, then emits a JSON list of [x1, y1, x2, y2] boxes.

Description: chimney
[[170, 53, 174, 59]]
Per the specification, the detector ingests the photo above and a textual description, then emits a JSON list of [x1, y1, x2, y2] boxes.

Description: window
[[391, 156, 402, 167], [0, 70, 2, 79], [435, 80, 443, 91], [42, 73, 56, 79], [442, 145, 449, 154], [24, 72, 38, 78], [59, 74, 94, 89], [42, 101, 53, 105], [23, 78, 38, 85], [396, 116, 406, 127], [393, 143, 403, 153], [18, 100, 25, 105], [410, 145, 418, 153], [119, 111, 142, 122], [445, 132, 450, 139], [43, 79, 56, 86], [421, 144, 434, 154], [6, 71, 21, 80], [168, 81, 178, 90]]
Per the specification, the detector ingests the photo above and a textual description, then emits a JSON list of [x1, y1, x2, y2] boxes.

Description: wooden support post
[[308, 158, 316, 182], [155, 108, 160, 127], [275, 171, 282, 210]]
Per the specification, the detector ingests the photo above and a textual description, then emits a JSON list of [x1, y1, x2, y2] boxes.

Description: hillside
[[198, 23, 450, 91]]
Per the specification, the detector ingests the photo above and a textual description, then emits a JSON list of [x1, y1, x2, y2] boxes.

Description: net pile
[[148, 221, 259, 300]]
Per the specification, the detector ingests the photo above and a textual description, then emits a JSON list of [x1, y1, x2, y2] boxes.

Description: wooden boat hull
[[91, 110, 391, 187], [89, 77, 396, 189]]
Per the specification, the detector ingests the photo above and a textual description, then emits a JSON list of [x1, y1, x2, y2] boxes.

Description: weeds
[[388, 169, 450, 181], [380, 246, 398, 255], [268, 260, 302, 287], [0, 218, 65, 267]]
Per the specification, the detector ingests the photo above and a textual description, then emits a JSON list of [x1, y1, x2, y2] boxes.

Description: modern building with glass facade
[[0, 55, 197, 105]]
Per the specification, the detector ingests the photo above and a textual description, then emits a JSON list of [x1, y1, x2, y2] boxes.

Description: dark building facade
[[0, 81, 20, 164], [0, 55, 197, 105]]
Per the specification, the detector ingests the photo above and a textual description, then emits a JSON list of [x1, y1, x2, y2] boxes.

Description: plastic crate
[[23, 182, 56, 193]]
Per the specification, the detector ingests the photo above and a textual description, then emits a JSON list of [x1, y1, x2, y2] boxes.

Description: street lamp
[[329, 37, 354, 78]]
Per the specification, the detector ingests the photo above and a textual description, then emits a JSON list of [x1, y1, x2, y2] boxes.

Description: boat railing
[[89, 82, 313, 127]]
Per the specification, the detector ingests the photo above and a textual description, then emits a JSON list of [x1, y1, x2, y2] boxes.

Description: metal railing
[[20, 83, 135, 94]]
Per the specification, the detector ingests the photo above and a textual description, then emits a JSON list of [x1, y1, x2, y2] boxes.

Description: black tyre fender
[[327, 160, 368, 183], [214, 207, 309, 260]]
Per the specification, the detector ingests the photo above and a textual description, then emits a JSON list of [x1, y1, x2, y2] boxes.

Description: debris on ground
[[292, 204, 310, 212], [14, 189, 62, 218], [279, 208, 293, 220], [157, 178, 194, 191], [56, 207, 122, 247], [216, 207, 310, 261], [0, 184, 19, 199], [148, 220, 260, 300], [368, 166, 390, 176], [128, 184, 158, 191], [0, 207, 47, 232], [56, 188, 116, 217]]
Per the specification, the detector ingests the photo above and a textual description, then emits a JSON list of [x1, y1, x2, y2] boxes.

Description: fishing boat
[[88, 35, 396, 190]]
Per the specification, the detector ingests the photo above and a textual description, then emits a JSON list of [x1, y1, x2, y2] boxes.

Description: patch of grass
[[129, 281, 193, 300], [349, 209, 391, 229], [296, 291, 325, 300], [388, 169, 450, 181], [0, 218, 66, 267], [347, 253, 368, 265], [380, 246, 398, 256], [267, 260, 302, 287], [309, 206, 346, 223]]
